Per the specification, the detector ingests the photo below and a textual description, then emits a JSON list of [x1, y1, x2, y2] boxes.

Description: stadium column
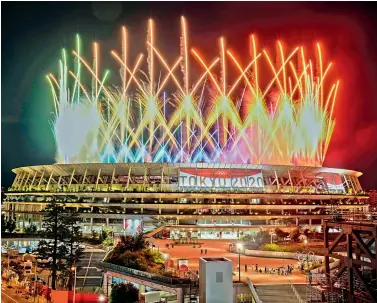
[[18, 172, 26, 190], [46, 171, 54, 191], [176, 288, 184, 303], [90, 218, 93, 232], [57, 175, 62, 190], [126, 167, 132, 190], [160, 168, 164, 192], [11, 173, 20, 188], [111, 167, 116, 187], [274, 170, 280, 191], [353, 176, 363, 193], [287, 170, 294, 190], [68, 169, 76, 190], [24, 173, 31, 190], [30, 171, 37, 188], [82, 169, 88, 186], [95, 168, 102, 190], [38, 171, 45, 188], [22, 211, 25, 231], [296, 218, 299, 226]]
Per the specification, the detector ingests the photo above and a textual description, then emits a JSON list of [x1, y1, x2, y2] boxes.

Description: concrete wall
[[199, 258, 233, 303], [240, 248, 324, 261]]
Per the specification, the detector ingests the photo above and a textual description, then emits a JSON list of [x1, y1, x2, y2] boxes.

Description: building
[[199, 257, 233, 303], [2, 163, 369, 238]]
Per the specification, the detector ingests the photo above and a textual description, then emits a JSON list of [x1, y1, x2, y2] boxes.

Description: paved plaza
[[156, 239, 307, 284]]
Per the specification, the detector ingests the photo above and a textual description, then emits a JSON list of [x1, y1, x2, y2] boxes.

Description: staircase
[[143, 225, 165, 238], [294, 284, 322, 302], [254, 284, 300, 303], [76, 249, 107, 290]]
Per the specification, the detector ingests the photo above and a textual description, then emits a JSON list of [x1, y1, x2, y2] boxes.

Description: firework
[[47, 17, 338, 166]]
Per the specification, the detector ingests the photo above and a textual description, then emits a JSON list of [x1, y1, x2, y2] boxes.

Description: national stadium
[[3, 163, 369, 239], [2, 18, 370, 238]]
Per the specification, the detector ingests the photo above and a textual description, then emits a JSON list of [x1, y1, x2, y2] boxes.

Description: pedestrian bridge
[[97, 261, 198, 303]]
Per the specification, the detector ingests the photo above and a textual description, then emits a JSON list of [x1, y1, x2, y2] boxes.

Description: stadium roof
[[11, 163, 362, 177]]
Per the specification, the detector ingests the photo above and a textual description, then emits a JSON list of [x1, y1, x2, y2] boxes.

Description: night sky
[[2, 2, 377, 189]]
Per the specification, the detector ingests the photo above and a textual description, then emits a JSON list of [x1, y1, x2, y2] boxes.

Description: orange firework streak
[[47, 18, 338, 166]]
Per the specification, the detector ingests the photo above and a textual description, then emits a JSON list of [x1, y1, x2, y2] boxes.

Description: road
[[1, 286, 29, 303], [155, 239, 307, 284]]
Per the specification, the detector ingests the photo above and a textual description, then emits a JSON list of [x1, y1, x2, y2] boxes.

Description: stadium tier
[[3, 163, 369, 239]]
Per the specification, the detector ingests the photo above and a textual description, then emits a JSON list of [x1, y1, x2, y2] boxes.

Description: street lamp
[[236, 242, 243, 282], [71, 266, 77, 303]]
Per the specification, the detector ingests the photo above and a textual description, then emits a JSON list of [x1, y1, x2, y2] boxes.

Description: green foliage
[[100, 227, 114, 247], [102, 236, 114, 247], [24, 223, 38, 235], [1, 214, 16, 233], [36, 202, 84, 290], [150, 249, 164, 264], [82, 231, 102, 245], [262, 243, 296, 252], [100, 227, 112, 242], [115, 233, 147, 253], [106, 233, 164, 274], [110, 283, 139, 303]]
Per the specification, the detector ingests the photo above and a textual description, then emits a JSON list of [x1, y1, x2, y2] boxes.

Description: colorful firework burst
[[47, 17, 338, 166]]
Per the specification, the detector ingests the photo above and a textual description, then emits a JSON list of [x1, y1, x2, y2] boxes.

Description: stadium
[[2, 18, 371, 238], [3, 162, 369, 239]]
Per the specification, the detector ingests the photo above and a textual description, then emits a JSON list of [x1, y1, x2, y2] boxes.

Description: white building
[[199, 257, 233, 303]]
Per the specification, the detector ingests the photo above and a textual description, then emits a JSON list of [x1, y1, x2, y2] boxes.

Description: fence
[[96, 262, 191, 286]]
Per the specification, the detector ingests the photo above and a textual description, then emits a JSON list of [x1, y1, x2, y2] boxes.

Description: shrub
[[110, 283, 139, 303], [290, 228, 300, 242], [275, 228, 290, 239], [106, 234, 165, 275], [262, 244, 296, 252]]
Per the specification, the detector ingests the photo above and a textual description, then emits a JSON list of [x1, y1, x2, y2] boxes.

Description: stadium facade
[[3, 163, 369, 239]]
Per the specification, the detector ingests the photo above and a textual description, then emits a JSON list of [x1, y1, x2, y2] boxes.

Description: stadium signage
[[321, 173, 345, 192], [179, 168, 264, 188]]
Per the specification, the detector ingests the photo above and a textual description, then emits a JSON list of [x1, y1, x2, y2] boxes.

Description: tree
[[36, 202, 83, 290], [24, 223, 38, 235], [275, 228, 290, 240], [110, 283, 139, 303], [116, 233, 147, 253], [1, 214, 16, 233], [290, 228, 300, 242], [63, 209, 84, 290]]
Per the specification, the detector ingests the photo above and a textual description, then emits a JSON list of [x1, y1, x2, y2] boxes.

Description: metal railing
[[246, 278, 263, 303], [7, 183, 360, 196], [289, 280, 305, 303], [96, 261, 191, 287]]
